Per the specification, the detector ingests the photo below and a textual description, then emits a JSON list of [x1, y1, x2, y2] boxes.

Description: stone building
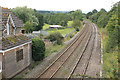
[[0, 7, 32, 78]]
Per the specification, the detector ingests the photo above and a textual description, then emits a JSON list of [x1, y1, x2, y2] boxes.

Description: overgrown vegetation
[[32, 38, 45, 61], [86, 1, 120, 78], [45, 32, 64, 45]]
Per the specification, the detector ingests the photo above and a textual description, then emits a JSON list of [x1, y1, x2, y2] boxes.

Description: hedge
[[32, 38, 45, 61]]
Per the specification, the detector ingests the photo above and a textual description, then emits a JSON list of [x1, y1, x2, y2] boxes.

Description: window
[[21, 30, 25, 34], [16, 49, 23, 62]]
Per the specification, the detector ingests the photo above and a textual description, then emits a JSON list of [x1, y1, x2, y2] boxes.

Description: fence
[[33, 30, 48, 36], [64, 29, 75, 38]]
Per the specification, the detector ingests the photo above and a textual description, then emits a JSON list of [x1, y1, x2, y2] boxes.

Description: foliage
[[105, 15, 119, 53], [97, 12, 109, 28], [46, 32, 64, 45], [92, 9, 98, 14], [11, 6, 44, 31], [75, 27, 80, 32], [95, 2, 119, 78], [32, 38, 45, 61], [44, 9, 83, 27], [24, 21, 33, 33], [34, 12, 44, 30], [103, 51, 118, 78], [87, 8, 107, 24], [72, 9, 83, 21], [44, 13, 72, 26], [73, 19, 81, 29]]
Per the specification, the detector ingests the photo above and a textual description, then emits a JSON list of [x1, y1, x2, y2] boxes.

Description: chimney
[[0, 7, 2, 50]]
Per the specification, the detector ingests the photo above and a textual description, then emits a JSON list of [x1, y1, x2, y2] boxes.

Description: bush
[[70, 34, 74, 38], [75, 27, 80, 31], [46, 32, 64, 45], [32, 38, 45, 61]]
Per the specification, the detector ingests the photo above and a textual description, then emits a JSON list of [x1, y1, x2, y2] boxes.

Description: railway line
[[37, 21, 100, 79], [68, 22, 97, 79]]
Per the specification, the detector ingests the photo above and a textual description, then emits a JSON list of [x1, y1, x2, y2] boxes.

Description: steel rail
[[37, 23, 90, 79], [67, 22, 96, 80]]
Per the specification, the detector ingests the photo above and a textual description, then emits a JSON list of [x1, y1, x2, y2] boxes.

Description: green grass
[[45, 44, 65, 57], [43, 24, 50, 30], [99, 28, 118, 78], [46, 28, 75, 36], [29, 61, 41, 69], [16, 74, 24, 79], [103, 51, 118, 78], [67, 21, 73, 27]]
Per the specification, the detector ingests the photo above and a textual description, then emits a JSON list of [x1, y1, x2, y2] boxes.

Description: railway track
[[37, 21, 91, 79], [68, 22, 97, 79], [37, 21, 98, 79]]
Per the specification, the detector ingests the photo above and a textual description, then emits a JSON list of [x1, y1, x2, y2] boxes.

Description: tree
[[105, 14, 119, 52], [72, 9, 83, 21], [35, 12, 44, 30], [45, 13, 72, 26], [11, 6, 35, 23], [73, 19, 81, 28], [86, 12, 93, 19], [92, 9, 98, 14], [24, 21, 33, 33], [97, 12, 109, 28], [32, 38, 45, 61]]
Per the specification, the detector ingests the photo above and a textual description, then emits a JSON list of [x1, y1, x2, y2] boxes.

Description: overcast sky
[[0, 0, 119, 13]]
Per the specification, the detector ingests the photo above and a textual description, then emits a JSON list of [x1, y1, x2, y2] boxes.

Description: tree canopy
[[11, 6, 44, 31]]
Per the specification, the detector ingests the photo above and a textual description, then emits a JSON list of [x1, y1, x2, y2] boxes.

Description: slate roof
[[2, 33, 31, 50], [2, 8, 24, 28]]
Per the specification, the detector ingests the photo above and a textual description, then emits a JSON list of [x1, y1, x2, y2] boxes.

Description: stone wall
[[3, 43, 31, 78], [0, 7, 2, 50]]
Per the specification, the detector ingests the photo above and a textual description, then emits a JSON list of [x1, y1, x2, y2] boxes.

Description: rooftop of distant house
[[49, 25, 62, 28]]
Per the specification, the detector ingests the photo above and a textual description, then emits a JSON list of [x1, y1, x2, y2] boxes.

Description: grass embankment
[[45, 44, 65, 57], [99, 28, 118, 78]]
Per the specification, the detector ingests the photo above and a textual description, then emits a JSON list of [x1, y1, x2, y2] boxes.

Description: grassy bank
[[46, 27, 75, 36], [99, 28, 118, 78], [45, 44, 65, 57]]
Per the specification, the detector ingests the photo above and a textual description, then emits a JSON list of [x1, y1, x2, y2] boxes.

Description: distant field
[[43, 24, 50, 30], [67, 21, 73, 27], [46, 27, 75, 36]]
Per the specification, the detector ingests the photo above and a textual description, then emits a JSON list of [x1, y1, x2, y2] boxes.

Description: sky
[[0, 0, 119, 13]]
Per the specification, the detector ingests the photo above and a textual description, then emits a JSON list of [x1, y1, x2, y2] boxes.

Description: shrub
[[70, 34, 74, 38], [75, 27, 80, 31], [46, 32, 64, 45], [32, 38, 45, 61]]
